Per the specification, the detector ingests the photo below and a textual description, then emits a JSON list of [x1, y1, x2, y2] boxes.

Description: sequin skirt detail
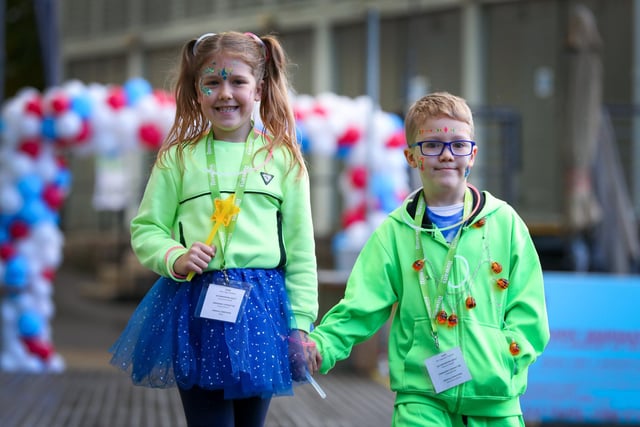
[[109, 268, 300, 398]]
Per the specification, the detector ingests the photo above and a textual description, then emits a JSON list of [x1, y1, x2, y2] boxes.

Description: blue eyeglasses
[[410, 140, 476, 157]]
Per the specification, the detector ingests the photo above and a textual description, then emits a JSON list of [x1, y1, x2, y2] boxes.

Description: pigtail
[[259, 35, 307, 176], [157, 38, 210, 168]]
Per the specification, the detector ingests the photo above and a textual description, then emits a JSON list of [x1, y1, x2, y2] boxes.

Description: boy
[[309, 92, 549, 426]]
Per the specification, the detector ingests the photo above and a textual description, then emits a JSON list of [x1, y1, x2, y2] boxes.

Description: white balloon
[[32, 222, 64, 247], [7, 153, 35, 177], [0, 184, 23, 214], [35, 298, 54, 319], [46, 354, 66, 372], [91, 104, 114, 134], [94, 133, 119, 155], [135, 95, 157, 122], [19, 113, 42, 139], [31, 277, 52, 298], [62, 79, 86, 97], [343, 221, 372, 250], [114, 109, 139, 151], [35, 146, 60, 182], [55, 111, 83, 140]]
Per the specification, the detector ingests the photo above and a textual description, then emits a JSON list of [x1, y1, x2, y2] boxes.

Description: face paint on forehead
[[201, 61, 235, 80], [199, 61, 237, 96], [418, 127, 457, 136]]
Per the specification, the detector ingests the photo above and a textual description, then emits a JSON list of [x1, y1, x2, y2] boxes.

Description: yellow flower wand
[[186, 194, 240, 281]]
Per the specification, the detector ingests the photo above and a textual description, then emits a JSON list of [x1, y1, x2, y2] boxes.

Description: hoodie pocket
[[461, 320, 516, 399], [402, 319, 459, 397]]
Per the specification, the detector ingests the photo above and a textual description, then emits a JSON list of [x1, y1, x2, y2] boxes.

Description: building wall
[[58, 0, 634, 236]]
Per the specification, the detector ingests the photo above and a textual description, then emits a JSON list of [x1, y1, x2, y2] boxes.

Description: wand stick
[[186, 194, 240, 281]]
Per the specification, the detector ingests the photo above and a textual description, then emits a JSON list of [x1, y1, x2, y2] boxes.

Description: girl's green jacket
[[130, 131, 318, 332]]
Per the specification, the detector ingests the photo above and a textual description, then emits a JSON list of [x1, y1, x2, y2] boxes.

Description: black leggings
[[178, 386, 272, 427]]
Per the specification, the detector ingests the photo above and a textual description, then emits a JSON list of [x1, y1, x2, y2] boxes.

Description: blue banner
[[522, 272, 640, 424]]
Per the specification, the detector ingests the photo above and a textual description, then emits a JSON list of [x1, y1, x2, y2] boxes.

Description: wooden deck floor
[[0, 369, 394, 427]]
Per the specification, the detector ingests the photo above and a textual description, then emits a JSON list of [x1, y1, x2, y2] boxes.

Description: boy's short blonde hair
[[404, 92, 475, 144]]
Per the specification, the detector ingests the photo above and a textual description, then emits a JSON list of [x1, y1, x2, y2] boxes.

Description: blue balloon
[[4, 255, 30, 288], [388, 113, 404, 130], [336, 145, 352, 159], [296, 125, 310, 153], [41, 116, 57, 140], [54, 168, 72, 192], [0, 227, 9, 244], [332, 231, 347, 252], [124, 77, 153, 106], [371, 173, 397, 213], [70, 94, 93, 119], [18, 311, 43, 337], [17, 174, 44, 200], [18, 198, 50, 225]]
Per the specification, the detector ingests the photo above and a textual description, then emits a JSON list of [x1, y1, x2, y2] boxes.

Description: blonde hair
[[158, 31, 305, 175], [404, 92, 475, 144]]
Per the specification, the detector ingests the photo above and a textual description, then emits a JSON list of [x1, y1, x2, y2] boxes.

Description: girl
[[110, 32, 319, 427]]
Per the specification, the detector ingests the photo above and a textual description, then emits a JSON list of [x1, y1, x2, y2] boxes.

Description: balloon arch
[[0, 78, 408, 372]]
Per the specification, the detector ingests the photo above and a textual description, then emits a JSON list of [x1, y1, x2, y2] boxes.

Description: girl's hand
[[173, 242, 216, 277], [292, 330, 322, 375]]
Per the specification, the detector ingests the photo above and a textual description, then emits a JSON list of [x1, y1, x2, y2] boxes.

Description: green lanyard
[[414, 188, 473, 349], [205, 129, 257, 267]]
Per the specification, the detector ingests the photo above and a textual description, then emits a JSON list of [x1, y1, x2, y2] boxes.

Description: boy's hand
[[173, 242, 216, 277]]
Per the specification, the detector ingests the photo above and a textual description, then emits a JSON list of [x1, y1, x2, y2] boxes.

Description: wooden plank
[[0, 370, 393, 427]]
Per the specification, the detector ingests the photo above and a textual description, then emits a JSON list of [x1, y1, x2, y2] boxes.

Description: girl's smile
[[196, 54, 262, 142]]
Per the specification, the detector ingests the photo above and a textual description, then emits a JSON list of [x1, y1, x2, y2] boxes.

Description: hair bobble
[[245, 32, 270, 62], [192, 33, 216, 56]]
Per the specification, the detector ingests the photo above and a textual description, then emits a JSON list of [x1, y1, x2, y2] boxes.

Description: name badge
[[424, 346, 472, 393], [197, 279, 251, 323]]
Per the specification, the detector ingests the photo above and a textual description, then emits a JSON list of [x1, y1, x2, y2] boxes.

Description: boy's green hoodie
[[310, 189, 550, 417]]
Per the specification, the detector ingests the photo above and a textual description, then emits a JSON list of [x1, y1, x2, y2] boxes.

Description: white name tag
[[424, 346, 472, 393], [198, 282, 248, 323]]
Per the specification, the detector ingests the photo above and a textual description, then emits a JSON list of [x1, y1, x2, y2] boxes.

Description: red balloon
[[9, 220, 30, 239], [74, 120, 92, 143], [139, 123, 163, 149], [22, 337, 54, 360], [107, 87, 127, 110], [18, 139, 41, 158], [342, 202, 367, 228], [385, 129, 406, 148], [294, 107, 307, 121], [349, 166, 368, 189], [42, 184, 65, 210], [42, 268, 56, 282], [50, 94, 70, 114], [338, 126, 361, 146], [24, 97, 43, 116], [153, 89, 174, 105], [311, 104, 328, 116], [55, 155, 68, 168], [0, 243, 16, 260]]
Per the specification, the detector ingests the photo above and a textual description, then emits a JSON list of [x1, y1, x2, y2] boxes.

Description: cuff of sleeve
[[165, 246, 188, 282], [292, 313, 315, 334], [509, 331, 536, 374]]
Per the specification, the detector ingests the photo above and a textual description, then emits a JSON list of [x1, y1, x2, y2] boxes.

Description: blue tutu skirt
[[109, 268, 305, 399]]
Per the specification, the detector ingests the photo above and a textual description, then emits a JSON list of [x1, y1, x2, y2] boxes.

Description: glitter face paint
[[419, 127, 457, 136], [199, 61, 235, 96]]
